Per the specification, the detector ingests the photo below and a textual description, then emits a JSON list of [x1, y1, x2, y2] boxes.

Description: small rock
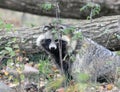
[[0, 82, 14, 92]]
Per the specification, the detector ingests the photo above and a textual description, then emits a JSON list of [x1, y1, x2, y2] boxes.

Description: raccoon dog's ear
[[43, 26, 50, 32]]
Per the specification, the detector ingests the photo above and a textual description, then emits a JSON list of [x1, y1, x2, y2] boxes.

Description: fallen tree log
[[0, 0, 120, 19], [81, 15, 120, 51], [0, 15, 120, 54]]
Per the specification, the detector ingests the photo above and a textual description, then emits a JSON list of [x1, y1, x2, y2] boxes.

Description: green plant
[[62, 27, 75, 35], [38, 59, 56, 80], [78, 72, 90, 83], [4, 38, 25, 85], [80, 2, 101, 20], [41, 3, 53, 11], [0, 17, 25, 85], [115, 34, 120, 39], [46, 76, 65, 91], [0, 17, 13, 31], [72, 31, 83, 40], [39, 59, 51, 74]]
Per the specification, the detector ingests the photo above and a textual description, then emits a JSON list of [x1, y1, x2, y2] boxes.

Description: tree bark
[[81, 15, 120, 51], [0, 0, 120, 19], [0, 15, 120, 54]]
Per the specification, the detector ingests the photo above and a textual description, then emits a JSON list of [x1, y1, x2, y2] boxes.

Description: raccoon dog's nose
[[49, 41, 57, 50]]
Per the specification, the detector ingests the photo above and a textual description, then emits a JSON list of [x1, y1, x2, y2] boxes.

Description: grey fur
[[71, 37, 120, 82]]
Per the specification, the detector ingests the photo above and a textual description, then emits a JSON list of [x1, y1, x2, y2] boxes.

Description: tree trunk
[[0, 0, 120, 19], [0, 15, 120, 54]]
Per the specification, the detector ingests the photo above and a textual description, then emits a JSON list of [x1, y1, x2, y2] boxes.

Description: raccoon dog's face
[[36, 24, 69, 53]]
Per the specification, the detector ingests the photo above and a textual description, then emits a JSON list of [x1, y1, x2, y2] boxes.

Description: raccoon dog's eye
[[46, 39, 51, 43], [41, 39, 51, 44], [55, 39, 59, 43]]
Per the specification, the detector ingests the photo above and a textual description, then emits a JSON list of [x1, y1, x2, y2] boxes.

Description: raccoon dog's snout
[[49, 40, 57, 50]]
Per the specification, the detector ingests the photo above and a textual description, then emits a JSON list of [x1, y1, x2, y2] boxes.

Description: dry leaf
[[56, 88, 64, 92]]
